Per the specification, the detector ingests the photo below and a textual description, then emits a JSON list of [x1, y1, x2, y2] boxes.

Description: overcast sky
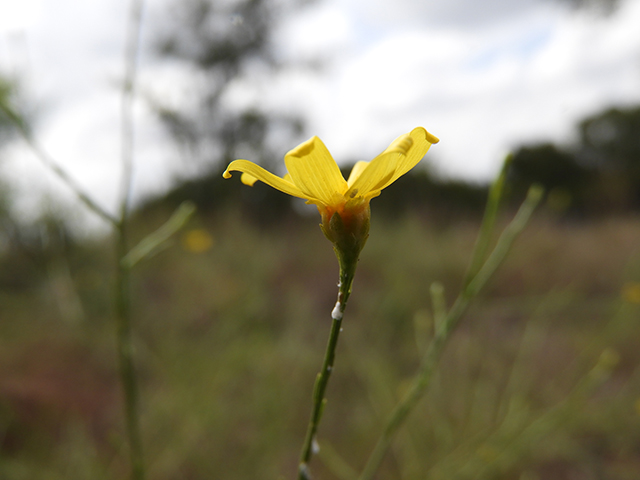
[[1, 0, 640, 228]]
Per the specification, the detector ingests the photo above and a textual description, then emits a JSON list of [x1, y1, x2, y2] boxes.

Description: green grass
[[2, 208, 640, 479]]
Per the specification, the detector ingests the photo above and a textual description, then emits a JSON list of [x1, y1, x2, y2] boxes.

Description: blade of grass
[[115, 1, 145, 478], [0, 98, 118, 226], [358, 184, 543, 480], [318, 441, 358, 480], [463, 153, 513, 288], [121, 201, 196, 269]]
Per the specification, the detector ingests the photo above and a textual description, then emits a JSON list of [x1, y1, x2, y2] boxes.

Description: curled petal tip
[[425, 131, 440, 144], [222, 169, 232, 179], [241, 172, 258, 186]]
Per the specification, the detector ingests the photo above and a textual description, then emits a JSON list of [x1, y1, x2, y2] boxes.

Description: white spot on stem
[[332, 301, 343, 320]]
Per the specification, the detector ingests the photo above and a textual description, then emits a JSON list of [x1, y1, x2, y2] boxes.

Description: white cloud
[[0, 0, 42, 32], [293, 0, 640, 179], [339, 0, 545, 37], [275, 2, 352, 61], [2, 0, 640, 229]]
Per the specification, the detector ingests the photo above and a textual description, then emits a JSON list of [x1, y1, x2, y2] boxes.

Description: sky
[[1, 0, 640, 229]]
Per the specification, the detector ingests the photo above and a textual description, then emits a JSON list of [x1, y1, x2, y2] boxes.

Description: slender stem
[[429, 282, 446, 334], [358, 185, 543, 480], [116, 1, 145, 479], [462, 153, 512, 288], [119, 0, 143, 220], [115, 225, 144, 480], [0, 100, 118, 225], [2, 2, 146, 478], [472, 349, 617, 478], [298, 262, 357, 480], [121, 201, 196, 269]]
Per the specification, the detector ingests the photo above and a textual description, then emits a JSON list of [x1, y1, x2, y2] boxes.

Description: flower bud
[[319, 201, 370, 272]]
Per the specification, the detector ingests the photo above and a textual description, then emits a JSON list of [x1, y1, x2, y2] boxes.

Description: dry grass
[[1, 209, 640, 479]]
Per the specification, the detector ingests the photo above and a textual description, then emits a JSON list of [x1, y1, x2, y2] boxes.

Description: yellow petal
[[223, 159, 310, 200], [284, 136, 348, 206], [347, 127, 437, 199], [346, 161, 370, 188], [384, 126, 438, 186], [241, 172, 258, 186], [345, 134, 412, 198]]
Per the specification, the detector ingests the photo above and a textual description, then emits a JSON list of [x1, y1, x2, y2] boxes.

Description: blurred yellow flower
[[223, 127, 439, 227], [182, 229, 214, 253], [476, 444, 500, 463], [622, 282, 640, 304], [597, 348, 620, 370]]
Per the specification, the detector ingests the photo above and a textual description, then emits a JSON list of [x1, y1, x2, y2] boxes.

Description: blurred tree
[[152, 0, 309, 174], [0, 76, 20, 145], [576, 106, 640, 210], [554, 0, 620, 14], [0, 75, 40, 290], [578, 106, 640, 172], [369, 165, 488, 223], [142, 167, 294, 226], [507, 144, 595, 215], [0, 76, 19, 234], [507, 105, 640, 216]]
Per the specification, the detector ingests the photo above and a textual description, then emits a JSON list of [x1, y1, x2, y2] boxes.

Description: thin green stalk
[[468, 348, 618, 478], [119, 0, 143, 219], [358, 185, 543, 480], [463, 153, 512, 288], [116, 0, 145, 478], [318, 440, 360, 480], [298, 261, 357, 480], [429, 282, 446, 334], [0, 99, 118, 226], [3, 2, 147, 478], [115, 224, 144, 480], [121, 201, 196, 269]]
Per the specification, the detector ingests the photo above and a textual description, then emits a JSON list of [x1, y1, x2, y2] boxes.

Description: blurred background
[[1, 0, 640, 478]]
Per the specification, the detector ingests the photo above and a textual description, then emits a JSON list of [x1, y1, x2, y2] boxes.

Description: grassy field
[[1, 205, 640, 479]]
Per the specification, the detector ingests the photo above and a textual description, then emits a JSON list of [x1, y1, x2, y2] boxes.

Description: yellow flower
[[622, 282, 640, 304], [223, 126, 438, 228], [182, 228, 214, 253]]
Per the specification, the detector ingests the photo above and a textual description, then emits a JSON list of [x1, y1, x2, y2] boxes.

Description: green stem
[[358, 185, 543, 480], [463, 153, 512, 288], [298, 261, 357, 480], [0, 119, 118, 225], [116, 1, 145, 478], [115, 223, 145, 480], [2, 2, 146, 477], [0, 79, 118, 226], [119, 0, 143, 219], [121, 201, 196, 269]]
